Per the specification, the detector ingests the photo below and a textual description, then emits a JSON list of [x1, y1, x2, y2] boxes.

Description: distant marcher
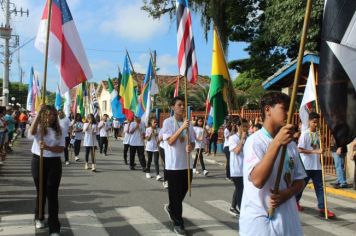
[[19, 111, 28, 138], [83, 114, 98, 171], [98, 114, 111, 156], [58, 110, 71, 165], [71, 113, 83, 161]]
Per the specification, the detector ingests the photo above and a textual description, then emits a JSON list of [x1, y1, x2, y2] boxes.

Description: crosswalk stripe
[[0, 214, 35, 236], [299, 198, 356, 236], [182, 203, 238, 236], [115, 206, 176, 236], [65, 210, 109, 236], [205, 200, 232, 216], [303, 191, 356, 208]]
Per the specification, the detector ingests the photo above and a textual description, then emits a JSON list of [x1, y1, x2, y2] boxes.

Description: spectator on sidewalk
[[351, 138, 356, 190], [0, 107, 6, 164], [4, 107, 15, 152], [331, 136, 349, 189], [19, 111, 28, 138]]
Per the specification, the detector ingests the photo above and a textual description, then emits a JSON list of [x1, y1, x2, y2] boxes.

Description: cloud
[[156, 54, 176, 75], [99, 1, 169, 42]]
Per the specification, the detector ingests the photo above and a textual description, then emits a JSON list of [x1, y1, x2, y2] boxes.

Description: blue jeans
[[333, 152, 347, 185], [296, 170, 325, 209]]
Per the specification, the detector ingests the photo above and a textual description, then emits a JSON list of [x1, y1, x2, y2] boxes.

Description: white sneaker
[[163, 181, 168, 189], [49, 233, 60, 236], [75, 156, 79, 161], [84, 163, 89, 170], [203, 170, 209, 176], [146, 173, 152, 179], [65, 161, 70, 165], [156, 175, 162, 181], [193, 168, 199, 175], [34, 219, 45, 229]]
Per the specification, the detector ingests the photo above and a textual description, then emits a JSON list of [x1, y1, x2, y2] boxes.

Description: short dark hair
[[260, 92, 290, 121], [309, 112, 320, 120], [255, 123, 262, 130], [170, 95, 185, 106]]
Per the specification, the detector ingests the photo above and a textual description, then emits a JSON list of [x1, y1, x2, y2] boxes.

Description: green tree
[[188, 86, 209, 111]]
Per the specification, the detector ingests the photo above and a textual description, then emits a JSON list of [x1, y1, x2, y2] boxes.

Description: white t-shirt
[[123, 123, 131, 145], [83, 123, 98, 147], [128, 122, 145, 146], [239, 129, 306, 236], [162, 117, 195, 170], [59, 117, 71, 138], [229, 134, 244, 177], [145, 127, 160, 152], [223, 128, 231, 147], [71, 121, 83, 140], [194, 126, 205, 149], [158, 127, 165, 149], [298, 129, 321, 170], [30, 128, 65, 158], [98, 121, 111, 137], [113, 120, 120, 128]]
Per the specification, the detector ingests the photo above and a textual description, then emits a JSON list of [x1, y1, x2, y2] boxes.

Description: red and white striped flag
[[176, 0, 198, 84], [35, 0, 92, 94]]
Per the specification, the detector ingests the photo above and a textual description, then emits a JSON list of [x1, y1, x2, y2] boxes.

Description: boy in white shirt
[[128, 116, 146, 171], [98, 114, 111, 156], [162, 96, 195, 235], [239, 92, 306, 236], [295, 112, 335, 218]]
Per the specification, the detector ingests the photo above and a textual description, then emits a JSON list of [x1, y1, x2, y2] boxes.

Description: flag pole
[[125, 49, 140, 86], [184, 75, 192, 196], [39, 0, 53, 220], [313, 64, 329, 219], [268, 0, 313, 218]]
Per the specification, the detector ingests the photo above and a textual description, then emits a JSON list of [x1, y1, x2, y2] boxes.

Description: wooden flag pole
[[184, 76, 192, 196], [268, 0, 313, 218], [38, 0, 53, 220], [313, 65, 329, 219], [126, 49, 140, 86]]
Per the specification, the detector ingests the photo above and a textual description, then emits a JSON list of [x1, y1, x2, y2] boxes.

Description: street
[[1, 137, 356, 236]]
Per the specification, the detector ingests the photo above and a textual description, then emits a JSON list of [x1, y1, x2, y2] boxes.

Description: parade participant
[[83, 114, 98, 171], [223, 120, 233, 180], [71, 113, 83, 161], [253, 123, 262, 133], [208, 127, 218, 156], [58, 110, 71, 165], [29, 105, 64, 236], [239, 92, 306, 236], [113, 118, 120, 140], [162, 96, 195, 235], [158, 126, 168, 188], [128, 116, 146, 171], [4, 107, 15, 152], [296, 112, 335, 217], [145, 117, 162, 180], [192, 117, 208, 176], [228, 118, 248, 216], [19, 111, 28, 138], [98, 114, 111, 156], [122, 119, 132, 165]]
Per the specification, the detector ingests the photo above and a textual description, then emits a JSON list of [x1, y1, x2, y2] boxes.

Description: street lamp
[[11, 97, 15, 102]]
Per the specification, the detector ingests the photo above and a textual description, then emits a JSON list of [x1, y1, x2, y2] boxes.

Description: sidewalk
[[203, 151, 356, 200]]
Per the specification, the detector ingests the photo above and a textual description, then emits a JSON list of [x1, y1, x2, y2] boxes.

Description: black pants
[[31, 155, 62, 234], [193, 148, 205, 170], [159, 147, 167, 181], [96, 135, 100, 148], [209, 133, 218, 154], [73, 140, 81, 156], [130, 146, 146, 169], [64, 136, 70, 162], [100, 137, 108, 154], [123, 144, 130, 163], [167, 169, 192, 226], [223, 146, 231, 178], [147, 151, 159, 174], [231, 177, 244, 210], [85, 147, 96, 163], [20, 122, 26, 137], [114, 128, 119, 139]]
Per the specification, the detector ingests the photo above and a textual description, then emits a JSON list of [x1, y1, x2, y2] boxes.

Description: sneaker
[[163, 181, 169, 189], [203, 170, 209, 176], [146, 173, 152, 179], [75, 156, 79, 161], [49, 233, 60, 236], [92, 164, 96, 172], [296, 202, 304, 211], [173, 225, 186, 235], [229, 207, 240, 216], [338, 184, 350, 189], [65, 161, 70, 165], [164, 204, 173, 221], [84, 163, 89, 170], [34, 219, 45, 229], [156, 175, 162, 181], [193, 168, 199, 175], [319, 208, 336, 218]]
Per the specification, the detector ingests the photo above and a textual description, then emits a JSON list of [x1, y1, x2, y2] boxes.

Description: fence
[[159, 109, 336, 175]]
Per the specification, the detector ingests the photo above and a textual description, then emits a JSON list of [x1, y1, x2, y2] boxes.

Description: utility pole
[[0, 0, 29, 106]]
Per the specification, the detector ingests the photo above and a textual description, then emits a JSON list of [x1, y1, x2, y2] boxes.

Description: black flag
[[318, 0, 356, 146]]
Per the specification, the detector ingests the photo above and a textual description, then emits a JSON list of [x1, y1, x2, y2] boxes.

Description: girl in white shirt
[[193, 117, 209, 176], [223, 121, 233, 179], [71, 113, 83, 161], [229, 118, 248, 216], [145, 118, 161, 180], [122, 119, 132, 165], [98, 114, 111, 156], [83, 114, 98, 171], [29, 105, 65, 236]]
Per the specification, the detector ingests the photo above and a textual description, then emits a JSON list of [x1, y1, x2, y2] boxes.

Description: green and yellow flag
[[209, 28, 229, 131]]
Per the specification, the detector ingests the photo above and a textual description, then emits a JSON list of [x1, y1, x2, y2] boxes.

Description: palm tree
[[188, 86, 209, 111], [155, 84, 174, 113]]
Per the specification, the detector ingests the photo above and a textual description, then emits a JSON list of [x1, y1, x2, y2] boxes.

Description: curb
[[306, 183, 356, 200]]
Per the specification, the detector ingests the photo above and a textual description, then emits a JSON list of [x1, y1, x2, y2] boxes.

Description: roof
[[263, 52, 320, 90]]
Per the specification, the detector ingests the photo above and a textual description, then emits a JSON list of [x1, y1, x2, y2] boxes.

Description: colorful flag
[[55, 84, 62, 110], [26, 67, 35, 112], [119, 55, 138, 120], [209, 28, 229, 131], [174, 76, 180, 97], [318, 0, 356, 146], [299, 63, 316, 132], [63, 91, 71, 117], [108, 78, 125, 121], [33, 71, 42, 113], [76, 84, 84, 117], [90, 83, 100, 118], [176, 0, 198, 83], [35, 0, 92, 93]]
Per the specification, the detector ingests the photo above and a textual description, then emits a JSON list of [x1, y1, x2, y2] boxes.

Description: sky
[[1, 0, 249, 92]]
